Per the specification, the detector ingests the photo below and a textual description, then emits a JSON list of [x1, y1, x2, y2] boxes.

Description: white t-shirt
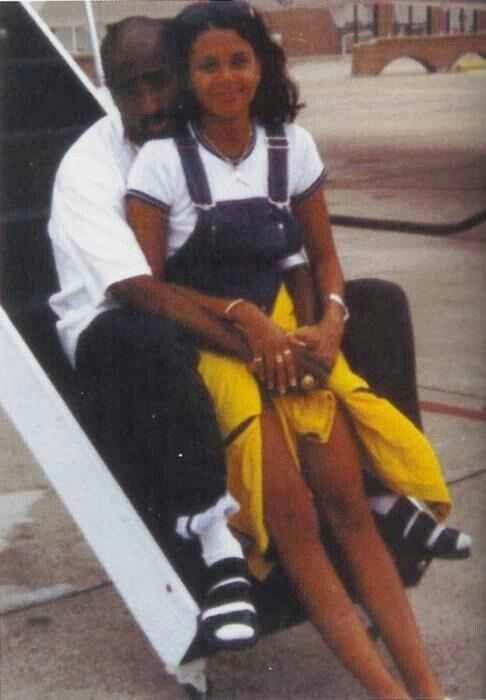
[[127, 123, 326, 263], [48, 111, 151, 366]]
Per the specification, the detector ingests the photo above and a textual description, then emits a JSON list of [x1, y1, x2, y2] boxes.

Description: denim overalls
[[165, 124, 303, 313]]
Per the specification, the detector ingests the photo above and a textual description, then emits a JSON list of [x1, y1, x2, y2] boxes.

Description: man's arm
[[110, 275, 252, 362], [50, 138, 251, 363]]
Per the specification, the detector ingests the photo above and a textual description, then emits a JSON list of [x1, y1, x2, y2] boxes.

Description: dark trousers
[[75, 279, 421, 535], [75, 309, 227, 535], [344, 278, 422, 430]]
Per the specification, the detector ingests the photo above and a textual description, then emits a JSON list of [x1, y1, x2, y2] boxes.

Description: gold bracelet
[[224, 298, 245, 318]]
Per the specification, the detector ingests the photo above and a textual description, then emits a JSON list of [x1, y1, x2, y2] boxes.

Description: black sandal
[[375, 496, 471, 560], [199, 558, 259, 652]]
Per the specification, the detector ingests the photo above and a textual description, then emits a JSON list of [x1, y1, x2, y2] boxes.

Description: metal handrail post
[[84, 0, 104, 86]]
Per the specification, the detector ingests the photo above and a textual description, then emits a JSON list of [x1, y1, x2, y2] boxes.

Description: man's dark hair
[[101, 16, 169, 89], [171, 1, 302, 127]]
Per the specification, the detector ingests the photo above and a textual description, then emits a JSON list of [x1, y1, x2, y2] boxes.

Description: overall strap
[[265, 124, 289, 206], [175, 127, 213, 209]]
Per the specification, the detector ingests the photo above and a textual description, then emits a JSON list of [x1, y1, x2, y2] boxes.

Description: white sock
[[368, 494, 427, 519], [198, 519, 243, 568], [175, 492, 243, 567], [368, 493, 399, 515]]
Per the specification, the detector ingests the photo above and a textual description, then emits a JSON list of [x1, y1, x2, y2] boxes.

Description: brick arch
[[353, 33, 486, 76], [381, 55, 436, 74], [449, 50, 486, 72]]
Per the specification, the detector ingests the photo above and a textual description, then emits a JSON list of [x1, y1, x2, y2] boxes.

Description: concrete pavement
[[1, 57, 485, 699]]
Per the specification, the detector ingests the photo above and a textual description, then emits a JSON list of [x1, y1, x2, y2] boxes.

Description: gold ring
[[300, 374, 317, 392], [275, 353, 284, 364]]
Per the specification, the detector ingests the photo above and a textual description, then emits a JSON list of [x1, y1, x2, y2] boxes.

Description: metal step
[[1, 59, 102, 132], [0, 216, 58, 309], [0, 126, 85, 213]]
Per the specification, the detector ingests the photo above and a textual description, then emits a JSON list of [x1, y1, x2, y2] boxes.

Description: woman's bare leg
[[300, 404, 443, 700], [260, 404, 409, 700]]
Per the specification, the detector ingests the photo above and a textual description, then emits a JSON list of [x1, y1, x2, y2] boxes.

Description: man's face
[[112, 67, 176, 145], [107, 23, 177, 145]]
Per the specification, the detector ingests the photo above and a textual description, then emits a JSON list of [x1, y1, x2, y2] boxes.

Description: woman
[[122, 2, 452, 697]]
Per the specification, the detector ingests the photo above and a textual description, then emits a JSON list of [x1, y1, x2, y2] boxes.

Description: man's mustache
[[141, 111, 170, 129]]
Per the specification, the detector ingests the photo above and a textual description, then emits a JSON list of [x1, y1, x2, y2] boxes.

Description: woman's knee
[[321, 485, 372, 540], [314, 458, 372, 538], [303, 412, 372, 537], [265, 474, 321, 546]]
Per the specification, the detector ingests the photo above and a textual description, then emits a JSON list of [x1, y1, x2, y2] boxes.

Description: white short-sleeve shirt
[[127, 122, 327, 265], [48, 111, 151, 366]]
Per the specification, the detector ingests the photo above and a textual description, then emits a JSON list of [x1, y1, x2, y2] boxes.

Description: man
[[48, 16, 468, 657], [48, 16, 259, 653]]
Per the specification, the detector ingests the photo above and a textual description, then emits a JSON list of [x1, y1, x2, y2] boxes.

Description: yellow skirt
[[198, 286, 451, 578]]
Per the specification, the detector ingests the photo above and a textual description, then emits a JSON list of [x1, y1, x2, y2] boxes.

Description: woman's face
[[189, 28, 261, 122]]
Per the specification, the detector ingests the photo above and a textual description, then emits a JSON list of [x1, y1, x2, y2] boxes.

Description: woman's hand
[[230, 302, 298, 394], [289, 344, 330, 391], [290, 183, 347, 375], [290, 313, 344, 373]]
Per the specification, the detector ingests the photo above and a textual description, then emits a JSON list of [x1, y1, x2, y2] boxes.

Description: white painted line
[[0, 306, 199, 667]]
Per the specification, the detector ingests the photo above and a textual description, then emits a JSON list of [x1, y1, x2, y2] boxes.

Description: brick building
[[33, 0, 486, 66]]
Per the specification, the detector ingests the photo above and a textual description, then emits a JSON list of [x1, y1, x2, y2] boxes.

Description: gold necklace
[[196, 124, 254, 168]]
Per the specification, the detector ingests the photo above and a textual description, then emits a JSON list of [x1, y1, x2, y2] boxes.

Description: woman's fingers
[[250, 346, 296, 394], [271, 344, 298, 394], [293, 347, 329, 386], [262, 346, 297, 394], [274, 351, 285, 394], [246, 319, 299, 393], [252, 345, 325, 394], [283, 347, 298, 391], [264, 348, 276, 391], [291, 326, 339, 374], [291, 326, 320, 351], [250, 353, 266, 383], [288, 335, 307, 349], [250, 344, 277, 390]]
